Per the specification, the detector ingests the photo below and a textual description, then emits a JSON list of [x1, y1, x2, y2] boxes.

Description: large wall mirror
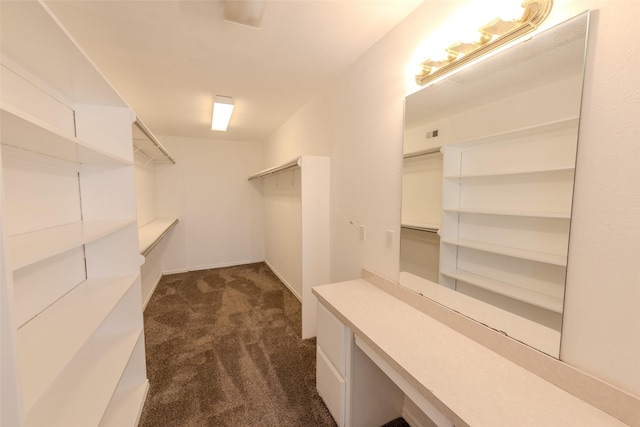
[[400, 12, 590, 357]]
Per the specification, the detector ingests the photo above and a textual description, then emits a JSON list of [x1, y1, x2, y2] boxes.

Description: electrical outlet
[[385, 230, 393, 248], [359, 225, 366, 242]]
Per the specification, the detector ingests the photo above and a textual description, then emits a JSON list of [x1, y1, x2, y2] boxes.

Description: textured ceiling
[[45, 0, 423, 141]]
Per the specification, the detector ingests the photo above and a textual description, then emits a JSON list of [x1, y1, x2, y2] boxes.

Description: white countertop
[[313, 278, 628, 427]]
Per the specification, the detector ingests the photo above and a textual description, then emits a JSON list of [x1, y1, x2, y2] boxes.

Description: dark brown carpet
[[138, 262, 412, 427], [138, 262, 337, 427]]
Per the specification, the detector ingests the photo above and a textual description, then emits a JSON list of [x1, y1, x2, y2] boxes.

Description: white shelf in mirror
[[450, 116, 579, 149], [443, 207, 571, 219], [25, 329, 143, 427], [440, 270, 564, 313], [401, 221, 440, 232], [17, 275, 138, 412], [1, 104, 132, 166], [440, 238, 567, 266], [7, 220, 135, 271], [443, 166, 575, 180]]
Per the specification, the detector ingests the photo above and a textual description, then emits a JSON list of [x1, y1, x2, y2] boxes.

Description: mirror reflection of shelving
[[400, 149, 442, 285], [440, 117, 579, 329]]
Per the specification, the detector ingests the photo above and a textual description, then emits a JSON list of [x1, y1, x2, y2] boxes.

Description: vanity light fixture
[[211, 96, 235, 131], [415, 0, 553, 86]]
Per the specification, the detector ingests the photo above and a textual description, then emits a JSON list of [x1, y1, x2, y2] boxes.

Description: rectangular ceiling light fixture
[[211, 96, 234, 131]]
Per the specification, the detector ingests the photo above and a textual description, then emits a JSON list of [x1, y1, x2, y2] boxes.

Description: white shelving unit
[[439, 117, 579, 327], [138, 218, 179, 256], [1, 2, 148, 426]]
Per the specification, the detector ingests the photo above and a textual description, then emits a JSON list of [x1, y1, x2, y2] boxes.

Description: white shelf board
[[444, 166, 575, 180], [25, 329, 142, 427], [138, 217, 178, 255], [1, 105, 132, 166], [99, 380, 149, 427], [17, 275, 138, 412], [401, 221, 440, 232], [451, 116, 580, 149], [248, 157, 301, 181], [8, 219, 135, 271], [441, 238, 567, 266], [441, 270, 564, 313], [1, 1, 126, 107], [443, 207, 571, 219]]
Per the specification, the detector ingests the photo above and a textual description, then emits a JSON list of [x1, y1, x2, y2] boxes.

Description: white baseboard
[[143, 273, 163, 310], [264, 259, 302, 302], [161, 259, 259, 276]]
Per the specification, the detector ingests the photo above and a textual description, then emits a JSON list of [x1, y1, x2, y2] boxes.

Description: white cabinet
[[440, 118, 579, 327], [1, 2, 147, 426], [316, 302, 348, 427]]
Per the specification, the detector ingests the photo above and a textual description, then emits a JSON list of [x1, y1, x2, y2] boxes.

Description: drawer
[[316, 347, 346, 427], [317, 302, 347, 375]]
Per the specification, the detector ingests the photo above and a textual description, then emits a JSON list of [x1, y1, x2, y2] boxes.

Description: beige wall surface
[[264, 0, 640, 399], [156, 136, 265, 273]]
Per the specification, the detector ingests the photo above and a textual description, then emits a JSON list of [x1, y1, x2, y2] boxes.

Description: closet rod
[[134, 118, 176, 164], [403, 147, 442, 159], [248, 157, 301, 181], [401, 224, 439, 234]]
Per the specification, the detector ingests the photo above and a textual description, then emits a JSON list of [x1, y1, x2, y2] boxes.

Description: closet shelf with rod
[[248, 157, 301, 181], [132, 118, 175, 165]]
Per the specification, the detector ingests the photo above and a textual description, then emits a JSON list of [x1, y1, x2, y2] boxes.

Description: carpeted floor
[[138, 262, 410, 427]]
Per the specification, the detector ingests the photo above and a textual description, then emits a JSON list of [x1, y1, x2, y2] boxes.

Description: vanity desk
[[312, 273, 630, 427]]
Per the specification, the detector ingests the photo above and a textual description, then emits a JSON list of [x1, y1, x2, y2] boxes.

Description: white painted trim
[[142, 273, 162, 311], [265, 259, 302, 302]]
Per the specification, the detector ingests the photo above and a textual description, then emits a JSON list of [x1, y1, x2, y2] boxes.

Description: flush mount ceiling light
[[223, 0, 268, 29], [211, 96, 235, 132], [416, 0, 553, 86]]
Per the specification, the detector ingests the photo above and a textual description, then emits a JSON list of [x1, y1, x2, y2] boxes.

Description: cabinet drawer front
[[317, 302, 347, 375], [316, 347, 345, 427]]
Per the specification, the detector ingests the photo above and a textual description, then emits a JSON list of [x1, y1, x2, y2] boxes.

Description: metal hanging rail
[[401, 224, 440, 234], [403, 147, 442, 159], [134, 118, 176, 164], [248, 157, 301, 181]]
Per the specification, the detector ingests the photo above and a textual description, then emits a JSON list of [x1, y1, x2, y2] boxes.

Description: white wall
[[263, 168, 302, 298], [134, 157, 158, 227], [156, 136, 264, 273], [263, 0, 640, 398]]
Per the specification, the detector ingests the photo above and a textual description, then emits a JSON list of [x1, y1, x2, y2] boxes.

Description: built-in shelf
[[138, 218, 178, 256], [444, 166, 575, 180], [17, 275, 138, 411], [2, 2, 148, 425], [99, 381, 149, 427], [443, 208, 571, 219], [25, 329, 143, 427], [441, 238, 567, 266], [132, 119, 175, 165], [248, 157, 301, 181], [401, 222, 440, 233], [452, 116, 579, 148], [1, 105, 132, 166], [8, 220, 135, 271], [440, 270, 564, 313]]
